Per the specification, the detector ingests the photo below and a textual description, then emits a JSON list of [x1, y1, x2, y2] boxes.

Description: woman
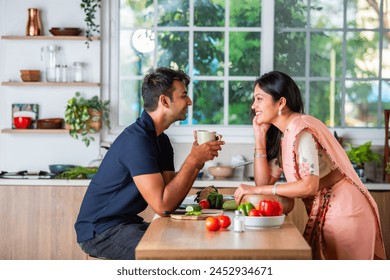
[[234, 71, 386, 260]]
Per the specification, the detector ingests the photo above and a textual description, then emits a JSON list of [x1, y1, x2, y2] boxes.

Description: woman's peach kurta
[[281, 115, 386, 260]]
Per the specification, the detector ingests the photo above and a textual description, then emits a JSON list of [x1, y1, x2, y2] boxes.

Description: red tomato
[[205, 217, 221, 231], [218, 215, 231, 229], [199, 199, 210, 209], [258, 200, 283, 216], [248, 209, 261, 216]]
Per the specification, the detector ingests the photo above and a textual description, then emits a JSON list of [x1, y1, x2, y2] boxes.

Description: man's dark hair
[[142, 67, 190, 112]]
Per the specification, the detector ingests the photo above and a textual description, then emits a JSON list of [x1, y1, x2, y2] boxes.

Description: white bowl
[[244, 214, 285, 228]]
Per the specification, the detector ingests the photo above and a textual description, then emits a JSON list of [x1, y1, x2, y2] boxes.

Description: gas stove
[[0, 170, 55, 179]]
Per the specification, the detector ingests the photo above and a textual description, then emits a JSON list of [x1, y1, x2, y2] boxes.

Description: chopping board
[[170, 209, 224, 220]]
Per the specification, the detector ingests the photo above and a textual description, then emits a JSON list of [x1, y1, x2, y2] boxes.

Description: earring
[[278, 109, 281, 116]]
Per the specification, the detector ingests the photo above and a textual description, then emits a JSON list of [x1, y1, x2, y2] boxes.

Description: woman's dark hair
[[253, 71, 304, 160], [142, 67, 190, 112]]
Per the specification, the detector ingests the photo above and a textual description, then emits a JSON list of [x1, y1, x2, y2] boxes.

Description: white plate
[[244, 214, 285, 228]]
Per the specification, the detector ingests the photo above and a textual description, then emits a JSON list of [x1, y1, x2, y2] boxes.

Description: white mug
[[196, 130, 221, 145]]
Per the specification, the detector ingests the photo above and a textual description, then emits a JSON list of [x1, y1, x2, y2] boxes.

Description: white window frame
[[101, 0, 385, 146]]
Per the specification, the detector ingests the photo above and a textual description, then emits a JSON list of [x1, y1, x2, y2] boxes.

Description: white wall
[[0, 0, 385, 177], [0, 0, 100, 172]]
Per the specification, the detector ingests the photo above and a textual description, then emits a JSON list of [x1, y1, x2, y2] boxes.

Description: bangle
[[254, 153, 267, 158], [254, 148, 266, 151], [272, 184, 278, 195]]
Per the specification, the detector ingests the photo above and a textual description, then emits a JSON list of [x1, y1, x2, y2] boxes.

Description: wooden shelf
[[1, 82, 100, 87], [1, 128, 69, 134], [0, 35, 100, 41]]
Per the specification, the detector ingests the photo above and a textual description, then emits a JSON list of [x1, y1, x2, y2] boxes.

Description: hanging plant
[[80, 0, 101, 48]]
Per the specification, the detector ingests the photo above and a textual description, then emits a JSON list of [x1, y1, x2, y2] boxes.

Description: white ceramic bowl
[[244, 214, 285, 228]]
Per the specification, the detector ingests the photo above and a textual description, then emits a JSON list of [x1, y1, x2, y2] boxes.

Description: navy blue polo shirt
[[74, 111, 175, 243]]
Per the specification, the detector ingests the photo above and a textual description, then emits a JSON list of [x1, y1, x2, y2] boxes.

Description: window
[[102, 0, 389, 144]]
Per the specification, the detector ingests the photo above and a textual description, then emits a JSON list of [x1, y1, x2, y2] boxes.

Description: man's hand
[[187, 139, 225, 169]]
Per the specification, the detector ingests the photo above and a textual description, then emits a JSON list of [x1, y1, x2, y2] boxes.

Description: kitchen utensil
[[26, 8, 42, 36], [13, 116, 32, 129], [170, 209, 224, 220], [20, 70, 40, 82], [208, 161, 253, 179], [37, 118, 64, 129], [49, 27, 82, 36], [244, 214, 285, 228], [241, 194, 294, 215], [49, 164, 77, 175]]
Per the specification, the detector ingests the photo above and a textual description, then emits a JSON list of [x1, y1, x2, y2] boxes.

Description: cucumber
[[222, 199, 238, 210], [185, 204, 202, 212]]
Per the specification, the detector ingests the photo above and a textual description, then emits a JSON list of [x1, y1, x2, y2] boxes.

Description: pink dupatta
[[281, 115, 386, 259]]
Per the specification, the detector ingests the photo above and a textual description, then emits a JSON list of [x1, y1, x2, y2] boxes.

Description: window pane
[[228, 81, 253, 125], [229, 32, 260, 76], [382, 81, 390, 125], [194, 0, 225, 27], [193, 80, 224, 124], [230, 0, 261, 27], [311, 0, 343, 28], [158, 0, 189, 26], [119, 79, 141, 126], [274, 0, 307, 28], [383, 32, 390, 79], [274, 32, 306, 76], [309, 81, 341, 127], [345, 81, 379, 127], [157, 32, 189, 70], [310, 31, 342, 77], [124, 0, 153, 27], [194, 32, 224, 76], [346, 31, 379, 78], [346, 0, 379, 29]]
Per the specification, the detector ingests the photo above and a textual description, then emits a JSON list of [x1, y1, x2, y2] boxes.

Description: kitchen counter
[[0, 178, 389, 190]]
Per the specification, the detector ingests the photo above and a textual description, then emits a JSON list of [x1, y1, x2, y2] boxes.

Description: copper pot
[[26, 8, 42, 36], [241, 194, 295, 215]]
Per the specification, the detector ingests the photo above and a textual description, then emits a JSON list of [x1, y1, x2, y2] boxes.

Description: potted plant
[[80, 0, 101, 47], [64, 92, 110, 147], [346, 141, 381, 181], [385, 162, 390, 183]]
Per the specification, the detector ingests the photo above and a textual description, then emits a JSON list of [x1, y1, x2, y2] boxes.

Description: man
[[75, 67, 224, 260]]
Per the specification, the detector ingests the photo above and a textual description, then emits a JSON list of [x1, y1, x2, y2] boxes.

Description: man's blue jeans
[[79, 221, 149, 260]]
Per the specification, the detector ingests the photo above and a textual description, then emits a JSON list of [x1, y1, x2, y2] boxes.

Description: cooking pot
[[208, 161, 253, 179]]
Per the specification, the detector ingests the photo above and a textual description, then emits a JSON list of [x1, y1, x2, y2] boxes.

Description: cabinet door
[[0, 185, 87, 260]]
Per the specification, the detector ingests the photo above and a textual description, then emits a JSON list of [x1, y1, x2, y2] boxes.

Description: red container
[[14, 116, 32, 129]]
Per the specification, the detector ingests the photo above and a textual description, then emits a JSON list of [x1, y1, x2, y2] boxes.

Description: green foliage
[[56, 166, 98, 179], [80, 0, 101, 47], [346, 141, 381, 168], [386, 162, 390, 174], [64, 92, 110, 147], [125, 0, 387, 127]]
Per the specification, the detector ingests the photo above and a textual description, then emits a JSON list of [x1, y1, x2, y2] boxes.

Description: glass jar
[[61, 65, 68, 82], [73, 62, 85, 82], [55, 65, 61, 82], [234, 210, 245, 232]]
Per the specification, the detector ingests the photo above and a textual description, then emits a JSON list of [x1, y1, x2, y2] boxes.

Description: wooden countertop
[[135, 213, 312, 260]]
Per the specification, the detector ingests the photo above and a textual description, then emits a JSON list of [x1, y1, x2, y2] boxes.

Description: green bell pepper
[[237, 202, 255, 216]]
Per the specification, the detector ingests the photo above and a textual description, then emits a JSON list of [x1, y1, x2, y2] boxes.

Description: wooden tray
[[170, 209, 223, 220]]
